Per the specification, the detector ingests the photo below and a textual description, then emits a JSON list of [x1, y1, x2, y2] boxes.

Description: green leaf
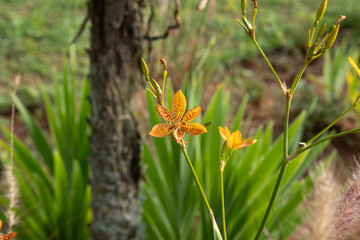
[[12, 94, 54, 172]]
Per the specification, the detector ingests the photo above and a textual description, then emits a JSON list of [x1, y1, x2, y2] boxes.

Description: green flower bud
[[327, 24, 336, 34], [316, 23, 327, 39], [151, 78, 162, 98], [316, 0, 327, 21], [324, 24, 339, 49], [140, 57, 149, 77], [313, 20, 319, 28], [241, 0, 247, 10]]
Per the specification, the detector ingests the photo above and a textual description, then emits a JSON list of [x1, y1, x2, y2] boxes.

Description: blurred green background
[[1, 0, 359, 104]]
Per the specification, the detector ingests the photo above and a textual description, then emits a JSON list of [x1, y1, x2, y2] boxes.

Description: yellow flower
[[0, 220, 16, 240], [149, 90, 207, 143], [349, 57, 360, 78], [219, 126, 257, 150]]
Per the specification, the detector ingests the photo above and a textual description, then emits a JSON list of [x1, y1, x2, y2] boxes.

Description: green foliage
[[0, 0, 88, 110], [321, 41, 359, 104], [142, 77, 330, 239], [0, 60, 91, 239]]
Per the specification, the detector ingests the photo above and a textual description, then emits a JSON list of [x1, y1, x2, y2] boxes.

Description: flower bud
[[151, 78, 162, 98], [241, 0, 247, 10], [316, 23, 327, 39], [140, 57, 149, 77], [324, 16, 345, 50], [324, 24, 339, 49], [316, 0, 327, 21]]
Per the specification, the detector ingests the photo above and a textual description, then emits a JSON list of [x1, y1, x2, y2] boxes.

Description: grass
[[0, 0, 359, 111], [0, 0, 88, 110]]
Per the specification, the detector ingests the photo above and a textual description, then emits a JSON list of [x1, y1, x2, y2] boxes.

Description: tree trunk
[[88, 1, 144, 239]]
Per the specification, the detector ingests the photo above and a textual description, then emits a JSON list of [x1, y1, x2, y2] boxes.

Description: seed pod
[[316, 0, 327, 21]]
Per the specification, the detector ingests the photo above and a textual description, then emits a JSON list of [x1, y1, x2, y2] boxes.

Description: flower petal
[[155, 105, 173, 122], [229, 130, 242, 149], [219, 126, 231, 141], [182, 106, 201, 123], [172, 90, 187, 121], [149, 123, 175, 137], [349, 57, 360, 78], [0, 232, 17, 240], [234, 139, 257, 150], [180, 123, 207, 136], [173, 127, 184, 143]]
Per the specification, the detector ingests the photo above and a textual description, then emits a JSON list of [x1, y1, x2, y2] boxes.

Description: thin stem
[[220, 169, 227, 240], [254, 97, 291, 240], [289, 61, 308, 97], [146, 88, 157, 99], [283, 98, 291, 157], [236, 19, 248, 33], [310, 26, 316, 46], [181, 146, 223, 240], [181, 147, 211, 212], [254, 161, 287, 240], [290, 127, 360, 160], [306, 104, 356, 145], [252, 39, 282, 88]]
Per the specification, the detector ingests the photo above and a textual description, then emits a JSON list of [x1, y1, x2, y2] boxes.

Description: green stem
[[306, 104, 356, 145], [289, 61, 308, 97], [252, 39, 282, 88], [254, 98, 291, 240], [283, 99, 291, 157], [254, 161, 287, 240], [181, 146, 223, 240], [290, 127, 360, 160], [220, 169, 227, 240], [181, 147, 211, 213]]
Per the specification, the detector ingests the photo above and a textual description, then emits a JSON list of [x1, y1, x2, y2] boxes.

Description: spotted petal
[[349, 57, 360, 78], [0, 232, 16, 240], [155, 105, 173, 122], [180, 123, 207, 136], [182, 106, 201, 123], [172, 90, 186, 121], [149, 123, 175, 137], [173, 127, 185, 143]]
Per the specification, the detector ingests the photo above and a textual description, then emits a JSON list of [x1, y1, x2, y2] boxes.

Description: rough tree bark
[[88, 1, 145, 239]]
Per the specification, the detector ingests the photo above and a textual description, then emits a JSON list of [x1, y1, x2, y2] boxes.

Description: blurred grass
[[0, 0, 359, 109], [0, 0, 88, 110]]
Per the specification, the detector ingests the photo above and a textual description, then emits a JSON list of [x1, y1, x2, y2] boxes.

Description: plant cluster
[[141, 0, 360, 239]]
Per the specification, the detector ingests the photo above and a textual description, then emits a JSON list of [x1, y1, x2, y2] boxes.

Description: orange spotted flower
[[219, 126, 257, 150], [0, 220, 16, 240], [149, 90, 207, 143]]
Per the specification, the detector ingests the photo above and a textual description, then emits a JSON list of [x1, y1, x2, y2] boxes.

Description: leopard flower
[[219, 126, 257, 150], [149, 90, 207, 143], [0, 220, 16, 240]]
